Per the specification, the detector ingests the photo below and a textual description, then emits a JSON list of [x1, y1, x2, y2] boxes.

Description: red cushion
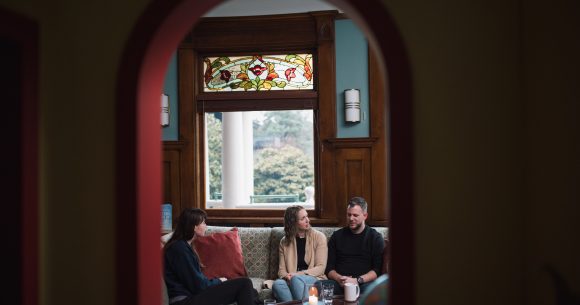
[[193, 228, 247, 279]]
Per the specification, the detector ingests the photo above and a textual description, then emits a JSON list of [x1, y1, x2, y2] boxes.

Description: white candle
[[308, 295, 318, 305]]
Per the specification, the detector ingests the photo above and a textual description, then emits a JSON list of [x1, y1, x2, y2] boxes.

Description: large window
[[199, 53, 319, 210], [201, 53, 317, 209], [178, 11, 346, 222], [204, 110, 315, 209], [172, 11, 387, 225]]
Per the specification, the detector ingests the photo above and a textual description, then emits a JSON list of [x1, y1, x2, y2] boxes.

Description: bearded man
[[322, 197, 385, 294]]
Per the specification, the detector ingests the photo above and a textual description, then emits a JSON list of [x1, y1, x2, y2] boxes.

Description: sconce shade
[[161, 93, 170, 126], [345, 89, 361, 123]]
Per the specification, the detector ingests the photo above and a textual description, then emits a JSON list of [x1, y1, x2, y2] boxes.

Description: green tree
[[254, 110, 313, 156], [254, 145, 314, 202]]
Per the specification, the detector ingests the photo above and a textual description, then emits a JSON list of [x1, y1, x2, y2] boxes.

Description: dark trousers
[[172, 277, 254, 305]]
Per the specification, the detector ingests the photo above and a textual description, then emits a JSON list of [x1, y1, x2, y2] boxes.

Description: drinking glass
[[321, 283, 334, 305], [263, 299, 276, 305]]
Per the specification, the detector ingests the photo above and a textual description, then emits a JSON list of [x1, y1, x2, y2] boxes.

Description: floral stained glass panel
[[203, 54, 314, 92]]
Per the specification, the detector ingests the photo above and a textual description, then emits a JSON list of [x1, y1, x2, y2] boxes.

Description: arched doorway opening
[[115, 1, 413, 304]]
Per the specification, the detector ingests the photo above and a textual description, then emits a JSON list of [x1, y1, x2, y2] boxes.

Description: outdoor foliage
[[254, 111, 313, 156], [254, 145, 314, 202], [206, 110, 314, 203]]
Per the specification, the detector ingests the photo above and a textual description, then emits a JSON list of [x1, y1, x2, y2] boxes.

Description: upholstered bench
[[161, 225, 389, 304]]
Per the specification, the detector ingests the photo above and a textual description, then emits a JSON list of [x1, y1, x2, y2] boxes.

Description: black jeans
[[172, 277, 254, 305]]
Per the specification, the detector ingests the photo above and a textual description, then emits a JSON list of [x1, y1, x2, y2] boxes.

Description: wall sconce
[[161, 93, 170, 127], [344, 89, 360, 123]]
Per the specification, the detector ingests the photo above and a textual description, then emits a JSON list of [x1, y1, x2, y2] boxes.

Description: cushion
[[193, 228, 247, 279], [269, 227, 285, 279], [235, 227, 272, 279], [206, 226, 272, 279]]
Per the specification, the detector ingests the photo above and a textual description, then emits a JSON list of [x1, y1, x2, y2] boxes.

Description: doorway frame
[[115, 1, 414, 304], [0, 7, 39, 305]]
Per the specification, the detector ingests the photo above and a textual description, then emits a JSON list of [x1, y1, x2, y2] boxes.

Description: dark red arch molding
[[115, 1, 414, 305], [329, 2, 416, 305], [0, 6, 39, 305]]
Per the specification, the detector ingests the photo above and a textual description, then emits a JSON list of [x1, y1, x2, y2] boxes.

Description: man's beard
[[349, 222, 362, 232]]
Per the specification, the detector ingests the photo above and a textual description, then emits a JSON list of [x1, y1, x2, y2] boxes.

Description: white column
[[242, 112, 254, 203], [222, 112, 245, 208], [203, 115, 211, 204]]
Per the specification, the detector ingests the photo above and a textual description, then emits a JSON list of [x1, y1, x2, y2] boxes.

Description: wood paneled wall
[[162, 141, 185, 222]]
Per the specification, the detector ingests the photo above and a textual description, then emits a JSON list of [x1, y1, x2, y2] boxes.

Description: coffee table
[[331, 296, 359, 305], [276, 297, 359, 305]]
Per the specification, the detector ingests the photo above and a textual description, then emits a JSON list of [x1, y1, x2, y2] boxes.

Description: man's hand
[[338, 276, 357, 287]]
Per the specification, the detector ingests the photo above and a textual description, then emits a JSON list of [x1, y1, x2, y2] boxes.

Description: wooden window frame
[[177, 11, 338, 224]]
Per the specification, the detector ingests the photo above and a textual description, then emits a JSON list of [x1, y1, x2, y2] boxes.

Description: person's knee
[[239, 277, 253, 290], [273, 279, 287, 289], [289, 275, 305, 286]]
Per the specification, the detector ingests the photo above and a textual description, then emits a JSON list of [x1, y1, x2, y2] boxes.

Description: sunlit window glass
[[204, 110, 315, 209]]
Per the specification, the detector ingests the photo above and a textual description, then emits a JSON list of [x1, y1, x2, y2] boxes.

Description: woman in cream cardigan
[[273, 205, 328, 302]]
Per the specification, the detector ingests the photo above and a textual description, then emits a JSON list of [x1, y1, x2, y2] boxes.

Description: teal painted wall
[[161, 20, 369, 140], [162, 53, 179, 141], [335, 20, 369, 138]]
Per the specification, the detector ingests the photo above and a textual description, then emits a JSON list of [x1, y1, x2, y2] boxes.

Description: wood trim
[[369, 48, 389, 226], [314, 12, 338, 222], [163, 141, 186, 224], [179, 11, 338, 221], [207, 216, 338, 226], [197, 91, 318, 101], [189, 12, 339, 52], [197, 98, 317, 112], [177, 47, 198, 209], [325, 137, 378, 148], [334, 148, 372, 227], [163, 140, 186, 149]]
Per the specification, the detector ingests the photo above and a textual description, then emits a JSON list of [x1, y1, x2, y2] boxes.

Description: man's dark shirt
[[325, 225, 384, 277]]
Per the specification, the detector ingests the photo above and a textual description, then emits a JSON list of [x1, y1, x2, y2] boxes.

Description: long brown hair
[[164, 208, 207, 263], [283, 205, 305, 246]]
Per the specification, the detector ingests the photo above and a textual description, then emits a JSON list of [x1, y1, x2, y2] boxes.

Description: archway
[[115, 1, 414, 304]]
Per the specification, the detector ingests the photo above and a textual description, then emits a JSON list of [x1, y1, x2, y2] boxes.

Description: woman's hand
[[219, 277, 227, 282], [285, 273, 294, 281]]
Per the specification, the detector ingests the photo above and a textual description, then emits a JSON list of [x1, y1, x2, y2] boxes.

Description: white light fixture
[[344, 89, 360, 123], [161, 93, 170, 127]]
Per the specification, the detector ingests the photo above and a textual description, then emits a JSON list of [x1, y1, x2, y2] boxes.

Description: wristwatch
[[357, 276, 364, 285]]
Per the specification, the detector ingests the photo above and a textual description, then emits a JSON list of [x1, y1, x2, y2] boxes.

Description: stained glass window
[[203, 54, 314, 92]]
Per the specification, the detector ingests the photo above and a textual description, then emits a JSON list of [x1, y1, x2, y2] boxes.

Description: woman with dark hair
[[272, 205, 328, 302], [163, 208, 254, 305]]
